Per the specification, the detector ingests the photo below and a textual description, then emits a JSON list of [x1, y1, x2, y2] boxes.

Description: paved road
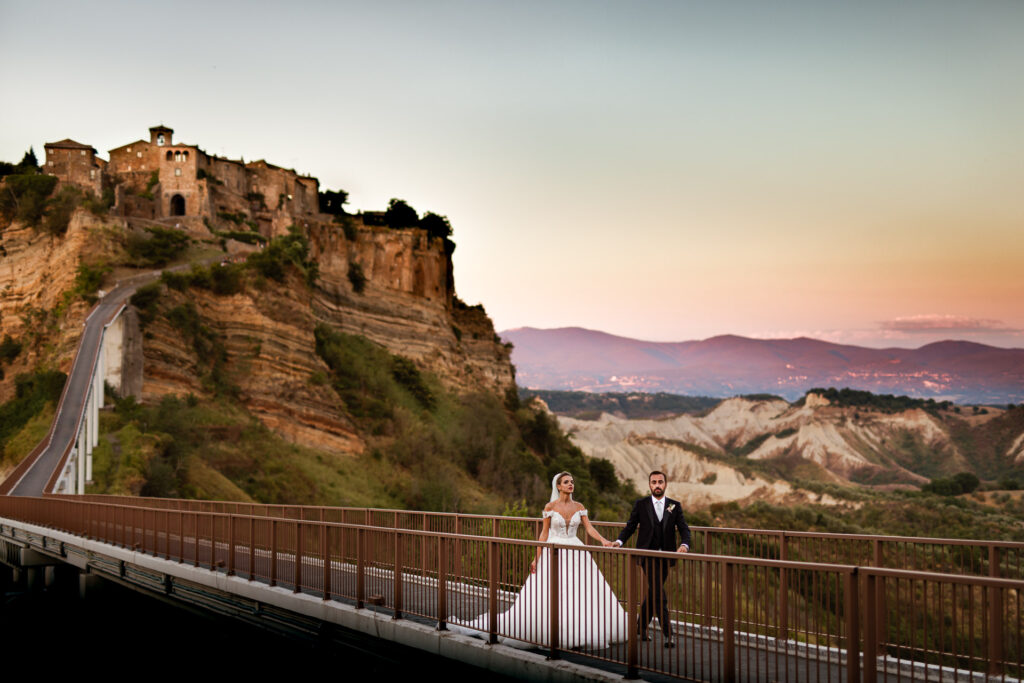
[[10, 271, 161, 496]]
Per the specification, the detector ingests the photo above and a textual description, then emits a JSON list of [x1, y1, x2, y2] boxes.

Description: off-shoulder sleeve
[[542, 510, 555, 519], [579, 508, 589, 518]]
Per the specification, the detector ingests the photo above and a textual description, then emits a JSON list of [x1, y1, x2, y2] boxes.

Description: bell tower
[[149, 125, 174, 147]]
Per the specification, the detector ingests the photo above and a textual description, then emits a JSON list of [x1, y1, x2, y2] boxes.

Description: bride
[[450, 472, 629, 649]]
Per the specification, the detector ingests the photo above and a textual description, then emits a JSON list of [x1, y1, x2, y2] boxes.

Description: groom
[[612, 470, 690, 647]]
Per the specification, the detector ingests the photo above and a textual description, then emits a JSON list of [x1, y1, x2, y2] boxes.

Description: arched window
[[170, 194, 186, 216], [166, 151, 173, 161], [183, 151, 189, 161]]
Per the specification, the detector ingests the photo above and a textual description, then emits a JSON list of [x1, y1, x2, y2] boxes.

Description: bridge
[[2, 278, 1022, 681]]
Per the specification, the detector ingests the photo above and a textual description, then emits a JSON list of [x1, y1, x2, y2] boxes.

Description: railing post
[[778, 532, 789, 641], [626, 552, 639, 679], [988, 546, 1003, 675], [270, 519, 277, 587], [454, 516, 462, 579], [192, 512, 199, 568], [294, 521, 303, 593], [873, 539, 885, 657], [863, 571, 877, 682], [248, 517, 256, 580], [437, 536, 448, 631], [356, 527, 365, 609], [723, 561, 736, 683], [322, 523, 331, 601], [548, 546, 560, 660], [227, 515, 235, 576], [393, 530, 404, 619], [487, 540, 498, 644], [844, 570, 860, 683]]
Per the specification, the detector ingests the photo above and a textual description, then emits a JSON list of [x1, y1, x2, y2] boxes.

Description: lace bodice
[[544, 508, 588, 542]]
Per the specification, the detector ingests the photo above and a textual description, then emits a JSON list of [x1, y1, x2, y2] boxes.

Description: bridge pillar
[[44, 565, 58, 588], [76, 423, 87, 495], [78, 570, 103, 599], [25, 567, 41, 592]]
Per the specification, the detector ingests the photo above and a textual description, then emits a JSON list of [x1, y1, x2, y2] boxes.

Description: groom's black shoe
[[664, 638, 675, 648]]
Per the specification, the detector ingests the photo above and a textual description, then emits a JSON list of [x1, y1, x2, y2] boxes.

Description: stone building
[[43, 125, 321, 232], [42, 139, 105, 196]]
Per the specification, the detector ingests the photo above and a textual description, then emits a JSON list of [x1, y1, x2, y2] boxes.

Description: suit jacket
[[617, 496, 691, 553]]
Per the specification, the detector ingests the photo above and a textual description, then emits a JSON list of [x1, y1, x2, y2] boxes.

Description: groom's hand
[[677, 544, 689, 553]]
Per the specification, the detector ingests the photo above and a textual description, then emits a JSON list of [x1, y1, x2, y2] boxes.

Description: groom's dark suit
[[617, 496, 691, 639]]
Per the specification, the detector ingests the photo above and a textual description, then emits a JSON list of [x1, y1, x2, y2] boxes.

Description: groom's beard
[[651, 488, 664, 498]]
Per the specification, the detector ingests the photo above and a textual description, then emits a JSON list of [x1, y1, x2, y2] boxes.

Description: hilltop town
[[41, 125, 331, 236]]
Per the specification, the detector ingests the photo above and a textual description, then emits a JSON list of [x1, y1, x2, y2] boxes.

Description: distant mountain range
[[499, 327, 1024, 405]]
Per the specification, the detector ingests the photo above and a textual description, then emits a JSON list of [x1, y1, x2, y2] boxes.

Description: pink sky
[[2, 1, 1022, 348]]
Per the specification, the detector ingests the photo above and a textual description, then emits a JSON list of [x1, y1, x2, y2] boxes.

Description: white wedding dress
[[450, 509, 628, 649]]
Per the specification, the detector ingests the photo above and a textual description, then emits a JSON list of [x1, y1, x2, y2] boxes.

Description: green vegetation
[[0, 172, 58, 227], [318, 189, 348, 215], [522, 389, 721, 420], [800, 387, 953, 415], [705, 480, 1024, 542], [312, 324, 636, 516], [130, 282, 163, 327], [0, 370, 66, 467], [0, 335, 22, 364], [139, 171, 159, 200], [82, 187, 115, 216], [384, 198, 418, 228], [167, 302, 236, 397], [52, 262, 113, 310], [247, 227, 318, 287], [922, 471, 981, 496], [347, 260, 366, 293], [216, 230, 266, 245], [125, 226, 191, 266], [196, 168, 223, 185]]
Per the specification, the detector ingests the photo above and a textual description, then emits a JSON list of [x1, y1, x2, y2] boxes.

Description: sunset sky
[[2, 1, 1022, 348]]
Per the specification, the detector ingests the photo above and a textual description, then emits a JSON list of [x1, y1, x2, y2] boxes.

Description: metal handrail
[[2, 495, 1021, 682]]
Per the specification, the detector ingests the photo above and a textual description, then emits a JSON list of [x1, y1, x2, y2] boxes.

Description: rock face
[[0, 212, 116, 402], [559, 394, 1024, 507], [308, 222, 514, 395], [1, 208, 515, 456]]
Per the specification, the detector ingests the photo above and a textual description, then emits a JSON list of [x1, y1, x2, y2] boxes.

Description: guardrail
[[66, 495, 1024, 579], [4, 496, 1020, 682]]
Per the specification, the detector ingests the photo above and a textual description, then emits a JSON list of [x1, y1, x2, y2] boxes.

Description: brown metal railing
[[67, 494, 1024, 579], [2, 496, 1021, 682]]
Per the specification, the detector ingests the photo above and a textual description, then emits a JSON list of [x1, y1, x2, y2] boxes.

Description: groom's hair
[[649, 470, 666, 481]]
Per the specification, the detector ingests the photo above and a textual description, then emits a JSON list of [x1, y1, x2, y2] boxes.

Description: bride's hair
[[549, 471, 573, 503]]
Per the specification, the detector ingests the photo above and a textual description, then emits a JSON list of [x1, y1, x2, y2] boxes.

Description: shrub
[[246, 228, 318, 287], [0, 335, 22, 363], [0, 172, 58, 226], [125, 226, 190, 266], [391, 356, 435, 410], [130, 282, 162, 327], [347, 260, 366, 293], [74, 262, 111, 302], [42, 186, 82, 234], [384, 198, 418, 228], [319, 189, 348, 215], [139, 171, 159, 200], [420, 212, 452, 240], [82, 187, 115, 216]]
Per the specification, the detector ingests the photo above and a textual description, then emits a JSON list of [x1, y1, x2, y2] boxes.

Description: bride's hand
[[530, 558, 537, 573], [601, 539, 613, 548]]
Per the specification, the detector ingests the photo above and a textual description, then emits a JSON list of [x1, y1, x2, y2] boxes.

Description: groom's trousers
[[638, 556, 673, 637]]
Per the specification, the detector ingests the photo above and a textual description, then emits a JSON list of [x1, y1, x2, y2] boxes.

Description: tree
[[952, 472, 980, 494], [318, 189, 348, 216], [384, 198, 418, 228], [419, 212, 452, 240], [18, 147, 39, 171]]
